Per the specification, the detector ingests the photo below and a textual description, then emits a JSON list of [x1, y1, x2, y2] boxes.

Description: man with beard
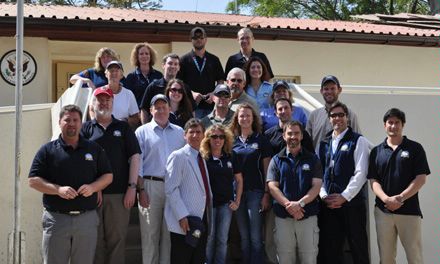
[[306, 75, 361, 151], [267, 121, 322, 264], [81, 87, 141, 264], [368, 108, 430, 264], [227, 67, 259, 113], [29, 104, 113, 264], [140, 53, 195, 124], [317, 102, 370, 264], [178, 27, 225, 118]]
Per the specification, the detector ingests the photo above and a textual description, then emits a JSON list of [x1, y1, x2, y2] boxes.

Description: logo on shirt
[[251, 143, 259, 149], [302, 164, 311, 171], [227, 161, 233, 168], [401, 151, 410, 158], [340, 144, 349, 151], [263, 92, 270, 97], [85, 153, 93, 161], [113, 130, 122, 137]]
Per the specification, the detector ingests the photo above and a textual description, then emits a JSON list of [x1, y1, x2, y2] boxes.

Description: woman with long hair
[[229, 103, 272, 264], [164, 79, 194, 128], [260, 80, 308, 131], [200, 125, 243, 264], [244, 56, 272, 109], [70, 47, 120, 89], [125, 42, 163, 107]]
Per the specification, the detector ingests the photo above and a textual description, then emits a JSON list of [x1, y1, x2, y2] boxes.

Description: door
[[54, 61, 93, 101]]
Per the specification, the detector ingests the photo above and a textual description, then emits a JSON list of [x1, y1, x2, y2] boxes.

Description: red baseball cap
[[93, 87, 114, 98]]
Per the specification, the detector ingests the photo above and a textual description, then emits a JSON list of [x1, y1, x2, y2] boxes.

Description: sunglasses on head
[[329, 112, 346, 118], [170, 88, 183, 94], [210, 134, 226, 140]]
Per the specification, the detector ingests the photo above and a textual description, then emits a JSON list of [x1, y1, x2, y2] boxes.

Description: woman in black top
[[165, 79, 194, 128]]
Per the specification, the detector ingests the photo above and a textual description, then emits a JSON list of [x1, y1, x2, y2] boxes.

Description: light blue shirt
[[135, 119, 185, 178], [246, 81, 272, 109]]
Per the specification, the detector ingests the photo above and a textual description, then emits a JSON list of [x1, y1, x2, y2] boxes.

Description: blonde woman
[[200, 124, 243, 264]]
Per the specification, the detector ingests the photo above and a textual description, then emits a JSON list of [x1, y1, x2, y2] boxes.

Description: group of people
[[29, 25, 430, 264]]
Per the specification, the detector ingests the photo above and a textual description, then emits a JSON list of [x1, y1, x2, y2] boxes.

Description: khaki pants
[[274, 215, 319, 264], [374, 207, 423, 264]]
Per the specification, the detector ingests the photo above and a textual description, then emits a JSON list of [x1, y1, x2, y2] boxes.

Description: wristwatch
[[299, 200, 306, 208], [128, 182, 137, 189]]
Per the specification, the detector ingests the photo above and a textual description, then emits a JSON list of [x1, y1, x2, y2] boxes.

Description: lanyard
[[193, 56, 206, 74]]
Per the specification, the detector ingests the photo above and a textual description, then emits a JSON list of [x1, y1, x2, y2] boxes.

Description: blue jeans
[[235, 190, 264, 264], [206, 203, 233, 264]]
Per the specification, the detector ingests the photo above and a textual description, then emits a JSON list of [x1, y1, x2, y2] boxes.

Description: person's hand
[[179, 217, 190, 234], [260, 193, 271, 212], [57, 186, 78, 200], [325, 193, 347, 209], [138, 189, 150, 208], [97, 191, 103, 207], [284, 201, 304, 217], [77, 184, 96, 197], [384, 195, 404, 211], [123, 188, 136, 209], [204, 93, 214, 104], [192, 92, 204, 104], [229, 200, 240, 211]]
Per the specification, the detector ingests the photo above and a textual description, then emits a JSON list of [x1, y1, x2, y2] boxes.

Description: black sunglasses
[[210, 134, 226, 140], [169, 88, 184, 94], [329, 112, 346, 118], [230, 78, 243, 83]]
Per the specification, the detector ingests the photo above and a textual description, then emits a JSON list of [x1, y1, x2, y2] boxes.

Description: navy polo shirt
[[233, 133, 273, 191], [81, 117, 141, 194], [177, 50, 224, 110], [78, 68, 126, 88], [225, 49, 274, 79], [139, 78, 196, 111], [368, 136, 430, 216], [29, 136, 112, 212], [264, 125, 315, 155], [206, 153, 241, 207], [125, 67, 163, 107]]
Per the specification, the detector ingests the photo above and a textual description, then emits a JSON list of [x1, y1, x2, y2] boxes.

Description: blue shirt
[[246, 81, 272, 109], [135, 119, 185, 178], [233, 133, 272, 191], [260, 104, 308, 131], [78, 67, 126, 88], [125, 67, 163, 107]]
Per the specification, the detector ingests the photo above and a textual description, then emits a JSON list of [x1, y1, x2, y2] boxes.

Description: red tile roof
[[1, 3, 439, 37]]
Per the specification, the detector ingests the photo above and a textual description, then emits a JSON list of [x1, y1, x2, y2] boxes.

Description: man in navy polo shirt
[[317, 102, 370, 264], [178, 27, 225, 118], [267, 121, 322, 264], [368, 108, 430, 264], [81, 87, 141, 264], [29, 105, 113, 264]]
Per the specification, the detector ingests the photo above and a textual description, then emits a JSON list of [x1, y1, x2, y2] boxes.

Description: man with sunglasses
[[178, 27, 225, 119], [201, 84, 235, 129], [317, 102, 370, 264], [227, 67, 259, 113]]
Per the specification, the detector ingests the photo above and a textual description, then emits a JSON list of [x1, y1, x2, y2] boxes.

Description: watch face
[[1, 50, 37, 86]]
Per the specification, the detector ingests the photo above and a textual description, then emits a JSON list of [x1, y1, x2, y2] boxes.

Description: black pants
[[317, 203, 369, 264]]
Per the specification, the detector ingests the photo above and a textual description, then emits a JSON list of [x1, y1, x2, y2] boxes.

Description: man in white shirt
[[317, 102, 369, 264]]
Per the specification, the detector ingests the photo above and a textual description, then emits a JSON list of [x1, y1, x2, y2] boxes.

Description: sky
[[161, 0, 233, 14]]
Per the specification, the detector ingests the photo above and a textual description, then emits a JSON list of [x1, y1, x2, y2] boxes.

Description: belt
[[143, 175, 164, 182], [46, 209, 90, 216]]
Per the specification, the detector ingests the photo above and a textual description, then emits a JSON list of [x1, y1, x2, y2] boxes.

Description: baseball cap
[[321, 75, 340, 88], [213, 84, 231, 96], [150, 94, 169, 106], [272, 80, 290, 91], [190, 27, 206, 38], [106, 60, 123, 71], [93, 87, 114, 98]]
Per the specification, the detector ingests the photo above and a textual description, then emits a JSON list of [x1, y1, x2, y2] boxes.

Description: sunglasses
[[170, 88, 183, 94], [230, 78, 243, 83], [192, 36, 205, 40], [329, 112, 346, 118], [210, 134, 226, 140]]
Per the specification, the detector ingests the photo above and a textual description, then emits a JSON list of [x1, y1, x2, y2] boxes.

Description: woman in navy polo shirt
[[125, 43, 163, 107], [164, 79, 194, 128], [229, 103, 272, 264], [201, 124, 243, 264]]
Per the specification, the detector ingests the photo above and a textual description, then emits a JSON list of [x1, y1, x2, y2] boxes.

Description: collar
[[57, 134, 85, 149], [239, 48, 256, 58], [332, 127, 349, 141], [150, 118, 172, 130], [382, 136, 408, 149]]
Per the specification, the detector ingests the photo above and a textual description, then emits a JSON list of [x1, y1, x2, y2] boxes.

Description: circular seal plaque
[[0, 50, 37, 86]]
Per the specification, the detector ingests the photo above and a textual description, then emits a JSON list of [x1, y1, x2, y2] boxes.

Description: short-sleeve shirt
[[246, 81, 272, 109], [264, 125, 314, 155], [112, 87, 139, 121], [29, 136, 112, 211], [81, 117, 141, 194], [233, 133, 273, 191], [229, 92, 260, 113], [177, 50, 225, 110], [206, 153, 241, 207], [78, 68, 126, 88], [125, 67, 163, 107], [368, 136, 430, 216], [261, 105, 308, 131], [225, 49, 274, 79], [201, 108, 235, 130]]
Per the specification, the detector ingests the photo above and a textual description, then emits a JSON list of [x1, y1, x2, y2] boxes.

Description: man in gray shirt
[[201, 84, 235, 129]]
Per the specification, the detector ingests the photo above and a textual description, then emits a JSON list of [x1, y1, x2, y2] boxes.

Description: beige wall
[[0, 36, 438, 107]]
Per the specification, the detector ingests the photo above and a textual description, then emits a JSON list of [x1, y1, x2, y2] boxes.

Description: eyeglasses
[[192, 36, 205, 40], [217, 93, 231, 99], [229, 78, 243, 83], [329, 112, 346, 118], [169, 88, 183, 94], [210, 134, 226, 140]]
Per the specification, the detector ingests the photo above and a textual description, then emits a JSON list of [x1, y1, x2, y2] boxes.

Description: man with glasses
[[226, 67, 259, 113], [178, 27, 225, 118], [317, 102, 370, 264], [201, 84, 235, 129]]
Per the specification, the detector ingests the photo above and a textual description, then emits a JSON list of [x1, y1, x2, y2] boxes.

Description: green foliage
[[226, 0, 431, 20]]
